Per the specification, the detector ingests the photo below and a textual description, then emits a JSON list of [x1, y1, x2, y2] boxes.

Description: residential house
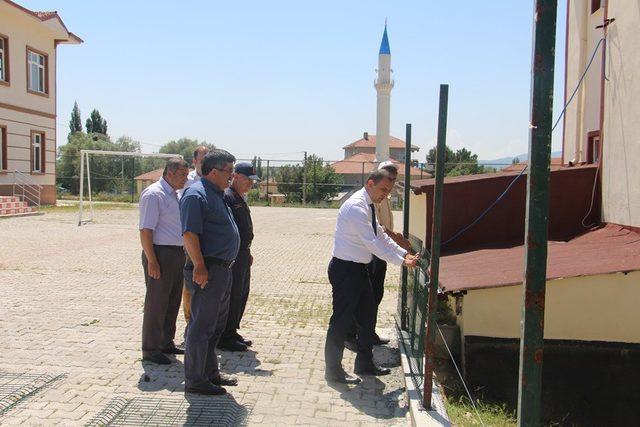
[[0, 0, 81, 205]]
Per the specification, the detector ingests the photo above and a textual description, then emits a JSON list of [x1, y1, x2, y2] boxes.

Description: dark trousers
[[141, 245, 185, 354], [369, 256, 388, 332], [324, 257, 376, 372], [183, 260, 232, 388], [222, 248, 251, 341]]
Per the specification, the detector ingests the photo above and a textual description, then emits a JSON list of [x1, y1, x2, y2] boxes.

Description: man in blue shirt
[[180, 149, 241, 396], [139, 158, 189, 365]]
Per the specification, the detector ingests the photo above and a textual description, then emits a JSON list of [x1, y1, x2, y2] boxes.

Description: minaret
[[374, 23, 394, 162]]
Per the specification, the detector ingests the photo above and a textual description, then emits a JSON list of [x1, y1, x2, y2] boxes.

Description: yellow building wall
[[461, 271, 640, 343], [408, 191, 427, 244]]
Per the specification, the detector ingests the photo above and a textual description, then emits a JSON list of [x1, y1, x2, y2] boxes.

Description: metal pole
[[401, 123, 412, 330], [361, 162, 365, 187], [313, 156, 317, 203], [266, 160, 270, 206], [518, 1, 556, 425], [131, 156, 135, 203], [302, 151, 307, 206], [86, 152, 94, 223], [423, 84, 449, 409], [78, 151, 84, 226]]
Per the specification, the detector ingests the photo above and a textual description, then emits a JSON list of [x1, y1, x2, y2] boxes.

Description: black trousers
[[369, 256, 388, 332], [141, 245, 185, 354], [324, 257, 376, 372], [183, 260, 232, 388], [222, 247, 251, 341]]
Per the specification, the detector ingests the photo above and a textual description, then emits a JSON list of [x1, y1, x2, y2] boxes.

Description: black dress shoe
[[185, 384, 227, 396], [354, 364, 391, 376], [210, 373, 238, 386], [162, 345, 185, 355], [218, 339, 248, 352], [142, 352, 172, 365], [373, 334, 390, 346], [236, 334, 252, 347], [325, 370, 362, 385]]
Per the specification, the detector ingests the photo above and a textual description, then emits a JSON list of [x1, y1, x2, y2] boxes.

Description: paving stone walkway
[[0, 206, 408, 425]]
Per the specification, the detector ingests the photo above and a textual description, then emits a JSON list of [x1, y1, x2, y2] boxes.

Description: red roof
[[439, 224, 640, 292], [134, 168, 164, 181], [331, 153, 426, 177], [343, 135, 420, 151], [2, 0, 83, 43], [501, 157, 563, 172]]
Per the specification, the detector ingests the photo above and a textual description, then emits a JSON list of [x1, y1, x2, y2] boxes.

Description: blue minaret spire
[[379, 20, 390, 55]]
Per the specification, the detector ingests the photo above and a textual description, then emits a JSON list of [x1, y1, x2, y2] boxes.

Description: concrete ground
[[0, 206, 408, 425]]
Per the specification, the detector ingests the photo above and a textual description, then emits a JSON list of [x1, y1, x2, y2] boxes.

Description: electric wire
[[436, 323, 484, 426]]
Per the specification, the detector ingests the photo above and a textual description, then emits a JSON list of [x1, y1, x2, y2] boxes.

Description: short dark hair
[[380, 163, 398, 176], [366, 168, 394, 185], [192, 145, 209, 164], [162, 157, 188, 178], [201, 149, 236, 176]]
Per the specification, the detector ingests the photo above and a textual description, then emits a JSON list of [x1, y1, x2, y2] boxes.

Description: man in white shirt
[[182, 145, 209, 324], [325, 169, 418, 384]]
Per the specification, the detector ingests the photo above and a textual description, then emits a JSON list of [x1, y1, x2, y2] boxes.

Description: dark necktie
[[369, 204, 377, 236]]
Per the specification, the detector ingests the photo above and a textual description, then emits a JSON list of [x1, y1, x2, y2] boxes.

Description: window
[[27, 48, 47, 94], [587, 131, 600, 164], [0, 125, 6, 171], [0, 36, 8, 84], [31, 131, 45, 173], [591, 0, 602, 14]]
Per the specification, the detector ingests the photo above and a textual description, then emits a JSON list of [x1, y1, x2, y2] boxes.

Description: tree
[[69, 101, 82, 134], [427, 145, 489, 177], [512, 157, 520, 164], [251, 156, 263, 179], [159, 138, 215, 166], [275, 154, 342, 203], [85, 109, 108, 135]]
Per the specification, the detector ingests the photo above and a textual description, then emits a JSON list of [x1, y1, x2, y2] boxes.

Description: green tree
[[69, 101, 82, 134], [276, 154, 342, 203], [159, 138, 215, 166], [512, 157, 520, 164], [251, 156, 263, 179], [427, 145, 489, 177], [85, 109, 108, 135]]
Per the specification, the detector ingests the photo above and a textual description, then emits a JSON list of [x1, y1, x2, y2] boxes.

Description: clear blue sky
[[23, 0, 567, 161]]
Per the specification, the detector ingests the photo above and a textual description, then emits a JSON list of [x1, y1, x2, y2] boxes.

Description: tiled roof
[[331, 153, 426, 177], [134, 168, 164, 181], [34, 11, 58, 20], [501, 157, 563, 172], [439, 224, 640, 292], [343, 135, 420, 151]]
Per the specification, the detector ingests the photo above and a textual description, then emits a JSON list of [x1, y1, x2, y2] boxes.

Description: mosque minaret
[[374, 23, 394, 162]]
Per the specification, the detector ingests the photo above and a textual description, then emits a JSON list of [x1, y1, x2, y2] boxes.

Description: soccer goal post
[[78, 149, 182, 226]]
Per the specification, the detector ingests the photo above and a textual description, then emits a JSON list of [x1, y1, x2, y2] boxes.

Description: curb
[[396, 324, 450, 426]]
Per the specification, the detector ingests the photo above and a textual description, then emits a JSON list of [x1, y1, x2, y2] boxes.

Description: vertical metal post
[[423, 84, 448, 409], [86, 152, 94, 223], [302, 151, 307, 206], [313, 156, 317, 203], [518, 1, 556, 425], [131, 156, 135, 203], [266, 160, 270, 206], [361, 162, 365, 187], [78, 151, 84, 226], [401, 123, 412, 330]]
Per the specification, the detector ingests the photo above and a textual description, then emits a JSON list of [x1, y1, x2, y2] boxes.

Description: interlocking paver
[[0, 206, 407, 425]]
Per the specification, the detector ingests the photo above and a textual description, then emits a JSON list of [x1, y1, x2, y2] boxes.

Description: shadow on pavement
[[328, 376, 407, 419], [184, 392, 250, 426], [219, 348, 273, 377], [137, 355, 185, 392]]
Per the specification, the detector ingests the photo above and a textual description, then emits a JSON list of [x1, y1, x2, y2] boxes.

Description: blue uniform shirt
[[180, 178, 240, 262]]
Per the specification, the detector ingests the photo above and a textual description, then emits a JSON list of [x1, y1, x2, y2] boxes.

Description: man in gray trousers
[[180, 149, 240, 395]]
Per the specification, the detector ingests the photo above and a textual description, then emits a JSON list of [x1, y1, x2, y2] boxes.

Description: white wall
[[601, 1, 640, 227], [408, 191, 427, 243]]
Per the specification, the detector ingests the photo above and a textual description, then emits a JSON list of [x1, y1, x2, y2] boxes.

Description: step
[[0, 211, 44, 219], [0, 201, 28, 209], [0, 206, 34, 215], [0, 196, 20, 203]]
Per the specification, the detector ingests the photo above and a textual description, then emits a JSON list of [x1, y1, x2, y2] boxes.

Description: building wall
[[562, 1, 603, 164], [408, 191, 427, 243], [0, 2, 60, 204], [460, 271, 640, 344], [601, 1, 640, 228]]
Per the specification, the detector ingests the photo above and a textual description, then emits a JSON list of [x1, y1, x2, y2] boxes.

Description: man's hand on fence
[[403, 253, 419, 269]]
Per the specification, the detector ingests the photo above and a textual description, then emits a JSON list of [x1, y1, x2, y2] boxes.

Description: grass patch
[[444, 396, 516, 426], [40, 203, 137, 213]]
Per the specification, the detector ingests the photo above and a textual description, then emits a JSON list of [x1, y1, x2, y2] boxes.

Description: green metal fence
[[398, 234, 430, 390]]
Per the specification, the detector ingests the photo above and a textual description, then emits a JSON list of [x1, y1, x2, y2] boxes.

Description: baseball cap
[[234, 162, 260, 181], [378, 160, 397, 172]]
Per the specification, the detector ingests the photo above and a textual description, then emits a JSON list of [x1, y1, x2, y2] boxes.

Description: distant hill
[[479, 151, 562, 167]]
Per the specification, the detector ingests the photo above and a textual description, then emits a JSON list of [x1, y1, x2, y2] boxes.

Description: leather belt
[[204, 256, 235, 269]]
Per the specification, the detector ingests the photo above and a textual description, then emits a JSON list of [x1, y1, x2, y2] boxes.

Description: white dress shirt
[[332, 187, 407, 265], [139, 178, 183, 246]]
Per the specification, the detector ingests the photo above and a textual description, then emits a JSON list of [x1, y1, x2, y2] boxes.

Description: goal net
[[77, 149, 182, 226]]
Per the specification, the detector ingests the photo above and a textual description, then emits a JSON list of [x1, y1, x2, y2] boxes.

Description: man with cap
[[218, 162, 258, 352]]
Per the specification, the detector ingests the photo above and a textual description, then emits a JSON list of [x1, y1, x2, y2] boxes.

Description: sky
[[22, 0, 567, 162]]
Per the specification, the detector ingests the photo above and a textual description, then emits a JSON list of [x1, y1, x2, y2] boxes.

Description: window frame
[[587, 131, 601, 164], [30, 130, 45, 174], [591, 0, 602, 14], [26, 46, 49, 96], [0, 35, 9, 86], [0, 125, 7, 172]]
